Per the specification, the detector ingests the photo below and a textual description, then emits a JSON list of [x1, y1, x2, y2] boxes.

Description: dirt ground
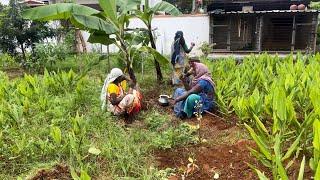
[[30, 164, 71, 180], [153, 113, 266, 180], [144, 86, 266, 179], [2, 67, 24, 79], [147, 88, 313, 180], [28, 85, 312, 179]]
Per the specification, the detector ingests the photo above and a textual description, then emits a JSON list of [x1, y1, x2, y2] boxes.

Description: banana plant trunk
[[124, 53, 137, 84], [148, 24, 163, 82], [127, 64, 137, 85]]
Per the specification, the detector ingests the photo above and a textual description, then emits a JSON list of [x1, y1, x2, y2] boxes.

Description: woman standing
[[171, 31, 195, 85]]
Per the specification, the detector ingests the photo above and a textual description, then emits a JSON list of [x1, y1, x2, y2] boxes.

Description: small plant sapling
[[182, 157, 199, 179], [194, 100, 203, 142]]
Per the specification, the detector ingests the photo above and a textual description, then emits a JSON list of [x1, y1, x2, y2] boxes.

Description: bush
[[0, 53, 17, 68], [25, 42, 70, 72], [198, 42, 216, 58]]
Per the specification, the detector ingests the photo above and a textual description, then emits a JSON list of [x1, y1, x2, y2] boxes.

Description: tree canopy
[[0, 0, 55, 61]]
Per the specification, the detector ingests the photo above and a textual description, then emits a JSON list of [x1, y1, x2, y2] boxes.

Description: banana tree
[[135, 1, 181, 81], [22, 0, 170, 83]]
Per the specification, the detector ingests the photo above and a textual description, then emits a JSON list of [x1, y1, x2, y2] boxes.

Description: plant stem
[[148, 23, 163, 82]]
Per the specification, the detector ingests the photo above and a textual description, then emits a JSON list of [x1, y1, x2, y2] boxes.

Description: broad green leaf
[[297, 156, 305, 180], [88, 33, 116, 46], [118, 13, 132, 29], [273, 87, 287, 122], [80, 170, 91, 180], [248, 147, 272, 168], [88, 146, 101, 155], [313, 119, 320, 171], [117, 0, 141, 13], [99, 0, 117, 24], [137, 46, 169, 65], [50, 126, 62, 145], [245, 124, 271, 160], [310, 158, 315, 171], [151, 1, 182, 16], [274, 134, 289, 180], [72, 14, 118, 34], [310, 85, 320, 115], [284, 74, 294, 91], [282, 130, 303, 161], [125, 30, 149, 46], [70, 167, 79, 179], [313, 119, 320, 150], [144, 0, 149, 9], [253, 114, 269, 136], [249, 88, 262, 115], [315, 160, 320, 180], [22, 3, 99, 21], [255, 168, 270, 180]]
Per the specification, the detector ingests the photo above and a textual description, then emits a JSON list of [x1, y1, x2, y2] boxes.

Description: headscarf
[[171, 31, 186, 65], [100, 68, 124, 110], [191, 62, 215, 89]]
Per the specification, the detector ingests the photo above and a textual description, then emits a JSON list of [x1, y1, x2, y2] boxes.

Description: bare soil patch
[[155, 140, 265, 180], [153, 113, 264, 179], [2, 67, 24, 79], [30, 164, 71, 180]]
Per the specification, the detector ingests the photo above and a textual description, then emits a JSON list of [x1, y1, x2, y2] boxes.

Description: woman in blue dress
[[171, 59, 215, 119]]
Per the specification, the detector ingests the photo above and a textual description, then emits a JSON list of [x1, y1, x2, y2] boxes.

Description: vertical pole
[[107, 45, 110, 72], [257, 15, 263, 52], [141, 55, 144, 81], [227, 16, 231, 51], [210, 15, 213, 44], [192, 0, 196, 13], [312, 13, 319, 53], [291, 15, 296, 51]]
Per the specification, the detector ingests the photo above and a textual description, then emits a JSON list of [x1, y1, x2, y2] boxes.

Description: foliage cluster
[[206, 54, 320, 179], [0, 0, 55, 62], [0, 53, 18, 68], [23, 0, 181, 82], [0, 57, 196, 179]]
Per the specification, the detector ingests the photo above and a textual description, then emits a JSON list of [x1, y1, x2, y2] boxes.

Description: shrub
[[0, 53, 17, 68]]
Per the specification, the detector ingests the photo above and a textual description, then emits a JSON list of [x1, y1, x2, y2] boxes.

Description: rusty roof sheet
[[209, 9, 319, 14]]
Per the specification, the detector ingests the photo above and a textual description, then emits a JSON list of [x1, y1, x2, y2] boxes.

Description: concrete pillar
[[255, 15, 264, 52], [291, 15, 296, 51]]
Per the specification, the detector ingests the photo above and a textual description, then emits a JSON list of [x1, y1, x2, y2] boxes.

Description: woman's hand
[[169, 99, 176, 106]]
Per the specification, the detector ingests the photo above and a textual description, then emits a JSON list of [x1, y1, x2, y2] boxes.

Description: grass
[[0, 53, 198, 179]]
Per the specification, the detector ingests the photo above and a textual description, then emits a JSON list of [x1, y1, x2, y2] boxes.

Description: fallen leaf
[[213, 172, 220, 179], [88, 147, 101, 155]]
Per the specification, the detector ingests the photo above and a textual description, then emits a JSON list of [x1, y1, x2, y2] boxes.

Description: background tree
[[23, 0, 170, 84], [136, 0, 181, 82], [0, 3, 4, 12], [164, 0, 193, 14], [0, 0, 55, 63]]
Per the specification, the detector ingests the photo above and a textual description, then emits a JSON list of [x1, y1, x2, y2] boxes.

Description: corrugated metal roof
[[209, 9, 319, 14]]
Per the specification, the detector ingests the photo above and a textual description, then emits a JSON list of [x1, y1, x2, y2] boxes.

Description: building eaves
[[209, 9, 320, 15]]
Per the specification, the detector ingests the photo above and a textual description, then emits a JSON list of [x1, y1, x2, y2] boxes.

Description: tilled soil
[[153, 112, 266, 180], [155, 140, 264, 180], [28, 87, 312, 179], [2, 67, 24, 79], [30, 164, 71, 180]]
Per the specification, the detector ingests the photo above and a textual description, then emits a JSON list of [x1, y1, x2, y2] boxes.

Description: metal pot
[[158, 95, 170, 106]]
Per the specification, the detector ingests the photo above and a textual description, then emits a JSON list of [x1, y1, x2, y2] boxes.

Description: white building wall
[[83, 14, 210, 56], [148, 0, 162, 7], [57, 0, 161, 6]]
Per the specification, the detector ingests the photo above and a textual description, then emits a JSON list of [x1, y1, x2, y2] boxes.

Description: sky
[[0, 0, 9, 5]]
